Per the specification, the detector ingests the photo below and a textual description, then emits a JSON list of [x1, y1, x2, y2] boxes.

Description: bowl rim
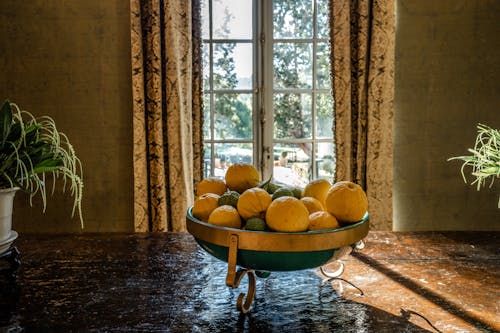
[[186, 207, 369, 252]]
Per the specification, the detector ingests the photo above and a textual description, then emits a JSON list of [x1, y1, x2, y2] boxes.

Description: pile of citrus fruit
[[192, 163, 368, 232]]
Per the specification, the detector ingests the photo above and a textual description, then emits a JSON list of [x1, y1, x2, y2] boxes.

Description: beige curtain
[[329, 0, 395, 230], [130, 0, 203, 231]]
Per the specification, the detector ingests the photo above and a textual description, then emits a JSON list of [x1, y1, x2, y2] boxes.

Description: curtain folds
[[329, 0, 395, 230], [130, 0, 203, 231]]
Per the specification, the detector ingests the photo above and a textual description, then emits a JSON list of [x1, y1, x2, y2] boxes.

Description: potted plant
[[0, 100, 83, 248], [448, 123, 500, 208]]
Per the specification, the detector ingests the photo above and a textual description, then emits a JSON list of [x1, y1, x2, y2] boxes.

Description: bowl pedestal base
[[225, 234, 256, 314]]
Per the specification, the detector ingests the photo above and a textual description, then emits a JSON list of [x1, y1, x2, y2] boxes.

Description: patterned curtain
[[328, 0, 395, 230], [130, 0, 203, 231]]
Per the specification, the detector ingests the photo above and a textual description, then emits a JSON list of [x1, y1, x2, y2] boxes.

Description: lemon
[[237, 187, 272, 220], [208, 205, 242, 229], [196, 177, 227, 197], [308, 211, 339, 231], [225, 163, 260, 193], [302, 178, 331, 207], [265, 196, 309, 232], [192, 193, 220, 222], [325, 181, 368, 223], [300, 196, 324, 214]]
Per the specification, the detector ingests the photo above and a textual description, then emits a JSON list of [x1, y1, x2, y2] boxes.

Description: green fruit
[[245, 217, 267, 231], [271, 187, 294, 200], [290, 186, 303, 199], [261, 180, 282, 194], [267, 182, 282, 194], [218, 191, 240, 208]]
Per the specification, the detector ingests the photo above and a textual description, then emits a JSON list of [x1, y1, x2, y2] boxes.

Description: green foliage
[[0, 100, 84, 226], [448, 123, 500, 207], [208, 0, 332, 157], [273, 2, 314, 142], [212, 7, 253, 140]]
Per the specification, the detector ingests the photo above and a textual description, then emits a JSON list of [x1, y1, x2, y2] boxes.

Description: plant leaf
[[0, 100, 13, 146]]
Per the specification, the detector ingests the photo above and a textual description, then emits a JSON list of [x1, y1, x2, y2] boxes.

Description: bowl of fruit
[[186, 163, 369, 272], [186, 163, 369, 312]]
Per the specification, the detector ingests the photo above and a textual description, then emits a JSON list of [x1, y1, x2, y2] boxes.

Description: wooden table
[[0, 232, 498, 332]]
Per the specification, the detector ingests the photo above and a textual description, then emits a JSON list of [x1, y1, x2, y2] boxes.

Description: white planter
[[0, 187, 20, 242]]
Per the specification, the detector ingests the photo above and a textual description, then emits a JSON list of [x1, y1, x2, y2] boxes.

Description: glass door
[[262, 0, 334, 186]]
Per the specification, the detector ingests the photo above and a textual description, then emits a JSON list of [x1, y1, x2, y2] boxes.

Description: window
[[202, 0, 333, 187]]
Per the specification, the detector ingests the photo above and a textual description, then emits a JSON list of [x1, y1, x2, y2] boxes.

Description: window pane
[[213, 0, 252, 39], [316, 42, 331, 90], [214, 143, 253, 177], [316, 142, 335, 180], [201, 0, 210, 39], [273, 0, 313, 39], [274, 93, 312, 139], [214, 93, 253, 139], [273, 143, 312, 187], [316, 93, 333, 138], [203, 144, 212, 178], [317, 0, 329, 39], [274, 43, 312, 89], [203, 44, 210, 91], [203, 94, 211, 139], [213, 43, 253, 90]]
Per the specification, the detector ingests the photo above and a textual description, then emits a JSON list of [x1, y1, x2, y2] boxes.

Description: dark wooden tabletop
[[0, 231, 498, 332]]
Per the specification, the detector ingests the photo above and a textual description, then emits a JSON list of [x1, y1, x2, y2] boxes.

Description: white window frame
[[203, 0, 333, 183]]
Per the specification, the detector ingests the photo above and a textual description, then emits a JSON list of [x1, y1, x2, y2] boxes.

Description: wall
[[394, 0, 500, 230], [0, 1, 134, 232], [1, 1, 498, 233]]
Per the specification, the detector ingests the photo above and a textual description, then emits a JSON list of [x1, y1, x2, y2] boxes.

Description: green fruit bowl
[[186, 207, 369, 272]]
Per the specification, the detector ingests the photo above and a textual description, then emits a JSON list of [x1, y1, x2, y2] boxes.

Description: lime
[[260, 180, 282, 194], [218, 191, 240, 208], [271, 187, 294, 201], [290, 186, 303, 199], [245, 217, 267, 231]]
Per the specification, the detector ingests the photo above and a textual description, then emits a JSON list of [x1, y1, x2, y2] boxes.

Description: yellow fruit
[[225, 163, 260, 193], [300, 196, 324, 214], [237, 187, 272, 220], [208, 205, 242, 229], [325, 181, 368, 223], [302, 179, 331, 207], [192, 193, 220, 222], [265, 197, 309, 232], [308, 211, 339, 231], [196, 177, 227, 197]]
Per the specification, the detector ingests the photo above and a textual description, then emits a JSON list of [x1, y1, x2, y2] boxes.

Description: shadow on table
[[352, 251, 497, 333], [193, 272, 435, 333], [0, 281, 20, 330]]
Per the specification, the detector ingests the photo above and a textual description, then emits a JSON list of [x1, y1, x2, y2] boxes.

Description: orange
[[196, 177, 227, 197], [308, 211, 339, 231], [192, 193, 220, 222], [208, 205, 242, 229], [302, 179, 331, 207], [225, 163, 260, 193], [237, 187, 272, 220], [325, 181, 368, 223], [300, 196, 324, 214], [265, 196, 309, 232]]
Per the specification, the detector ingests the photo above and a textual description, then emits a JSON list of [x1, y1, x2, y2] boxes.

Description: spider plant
[[0, 100, 83, 227], [448, 123, 500, 208]]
